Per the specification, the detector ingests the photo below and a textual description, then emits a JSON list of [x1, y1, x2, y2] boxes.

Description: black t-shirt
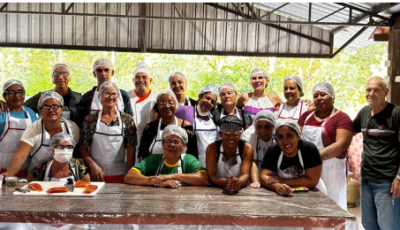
[[353, 103, 400, 181], [261, 140, 322, 178]]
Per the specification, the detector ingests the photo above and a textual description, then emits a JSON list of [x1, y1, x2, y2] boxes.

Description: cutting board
[[13, 181, 105, 197]]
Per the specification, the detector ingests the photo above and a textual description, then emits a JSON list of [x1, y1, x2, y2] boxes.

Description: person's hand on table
[[250, 181, 260, 188], [149, 175, 174, 187], [160, 180, 181, 188], [391, 176, 400, 198], [274, 183, 293, 196], [226, 175, 241, 191], [89, 162, 105, 181]]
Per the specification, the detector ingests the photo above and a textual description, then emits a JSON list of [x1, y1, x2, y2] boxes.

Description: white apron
[[149, 118, 178, 155], [216, 144, 242, 178], [277, 150, 327, 195], [255, 138, 274, 170], [43, 160, 78, 183], [194, 108, 218, 167], [276, 100, 307, 123], [302, 109, 347, 210], [90, 88, 125, 114], [130, 90, 157, 164], [0, 107, 33, 177], [91, 109, 126, 183], [29, 119, 70, 173]]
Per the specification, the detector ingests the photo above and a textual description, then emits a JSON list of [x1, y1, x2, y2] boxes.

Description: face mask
[[197, 104, 210, 117], [53, 149, 73, 163]]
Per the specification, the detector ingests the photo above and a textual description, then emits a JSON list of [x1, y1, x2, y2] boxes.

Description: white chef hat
[[132, 62, 152, 79]]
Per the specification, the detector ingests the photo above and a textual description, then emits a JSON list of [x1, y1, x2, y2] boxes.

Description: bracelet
[[396, 175, 400, 180]]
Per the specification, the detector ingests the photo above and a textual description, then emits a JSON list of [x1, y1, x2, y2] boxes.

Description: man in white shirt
[[128, 62, 158, 164]]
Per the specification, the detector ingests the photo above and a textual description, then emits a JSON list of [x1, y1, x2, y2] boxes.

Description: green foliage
[[0, 43, 388, 118]]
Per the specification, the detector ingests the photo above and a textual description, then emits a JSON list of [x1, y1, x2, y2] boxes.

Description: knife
[[65, 178, 74, 192]]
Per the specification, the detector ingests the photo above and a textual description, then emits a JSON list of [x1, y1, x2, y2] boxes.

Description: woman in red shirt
[[298, 82, 353, 210]]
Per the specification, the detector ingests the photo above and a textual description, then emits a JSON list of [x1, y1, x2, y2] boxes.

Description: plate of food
[[13, 180, 105, 197]]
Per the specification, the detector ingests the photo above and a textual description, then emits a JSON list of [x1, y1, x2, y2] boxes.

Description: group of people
[[0, 58, 399, 230]]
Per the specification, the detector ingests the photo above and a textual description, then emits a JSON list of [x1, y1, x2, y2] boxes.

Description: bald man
[[353, 76, 400, 230]]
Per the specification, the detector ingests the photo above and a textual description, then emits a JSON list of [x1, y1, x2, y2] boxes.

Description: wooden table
[[0, 184, 356, 229]]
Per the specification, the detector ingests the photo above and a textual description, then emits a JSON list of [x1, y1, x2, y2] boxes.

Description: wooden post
[[388, 13, 400, 105], [139, 3, 147, 53]]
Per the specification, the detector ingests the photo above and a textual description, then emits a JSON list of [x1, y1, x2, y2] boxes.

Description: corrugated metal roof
[[0, 2, 397, 57], [254, 2, 391, 51]]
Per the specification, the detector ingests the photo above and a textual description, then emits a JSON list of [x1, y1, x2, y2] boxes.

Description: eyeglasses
[[5, 90, 25, 97], [159, 101, 175, 108], [163, 139, 183, 146], [102, 92, 119, 99], [53, 72, 69, 78], [221, 130, 242, 136], [41, 104, 63, 111], [54, 145, 74, 150], [96, 68, 110, 73]]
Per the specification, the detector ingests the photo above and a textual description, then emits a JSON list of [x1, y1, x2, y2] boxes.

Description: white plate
[[13, 181, 105, 197]]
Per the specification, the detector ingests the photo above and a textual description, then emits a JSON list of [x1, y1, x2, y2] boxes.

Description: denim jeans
[[361, 178, 400, 230]]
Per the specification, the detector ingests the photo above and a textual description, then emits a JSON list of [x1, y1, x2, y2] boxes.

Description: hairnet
[[51, 63, 70, 78], [3, 79, 24, 93], [162, 125, 188, 144], [253, 110, 276, 127], [199, 84, 218, 98], [284, 75, 304, 97], [168, 72, 187, 86], [98, 81, 120, 99], [220, 115, 243, 131], [92, 58, 115, 72], [218, 83, 237, 95], [275, 120, 301, 138], [156, 89, 179, 107], [312, 82, 335, 99], [50, 133, 76, 149], [38, 91, 64, 110], [250, 68, 269, 82], [132, 62, 152, 79]]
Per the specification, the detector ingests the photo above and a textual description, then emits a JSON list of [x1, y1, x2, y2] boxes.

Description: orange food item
[[46, 187, 69, 194], [83, 185, 98, 194], [74, 180, 90, 187], [28, 183, 43, 191]]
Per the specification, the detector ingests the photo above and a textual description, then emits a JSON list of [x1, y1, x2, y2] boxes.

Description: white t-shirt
[[21, 118, 80, 148]]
